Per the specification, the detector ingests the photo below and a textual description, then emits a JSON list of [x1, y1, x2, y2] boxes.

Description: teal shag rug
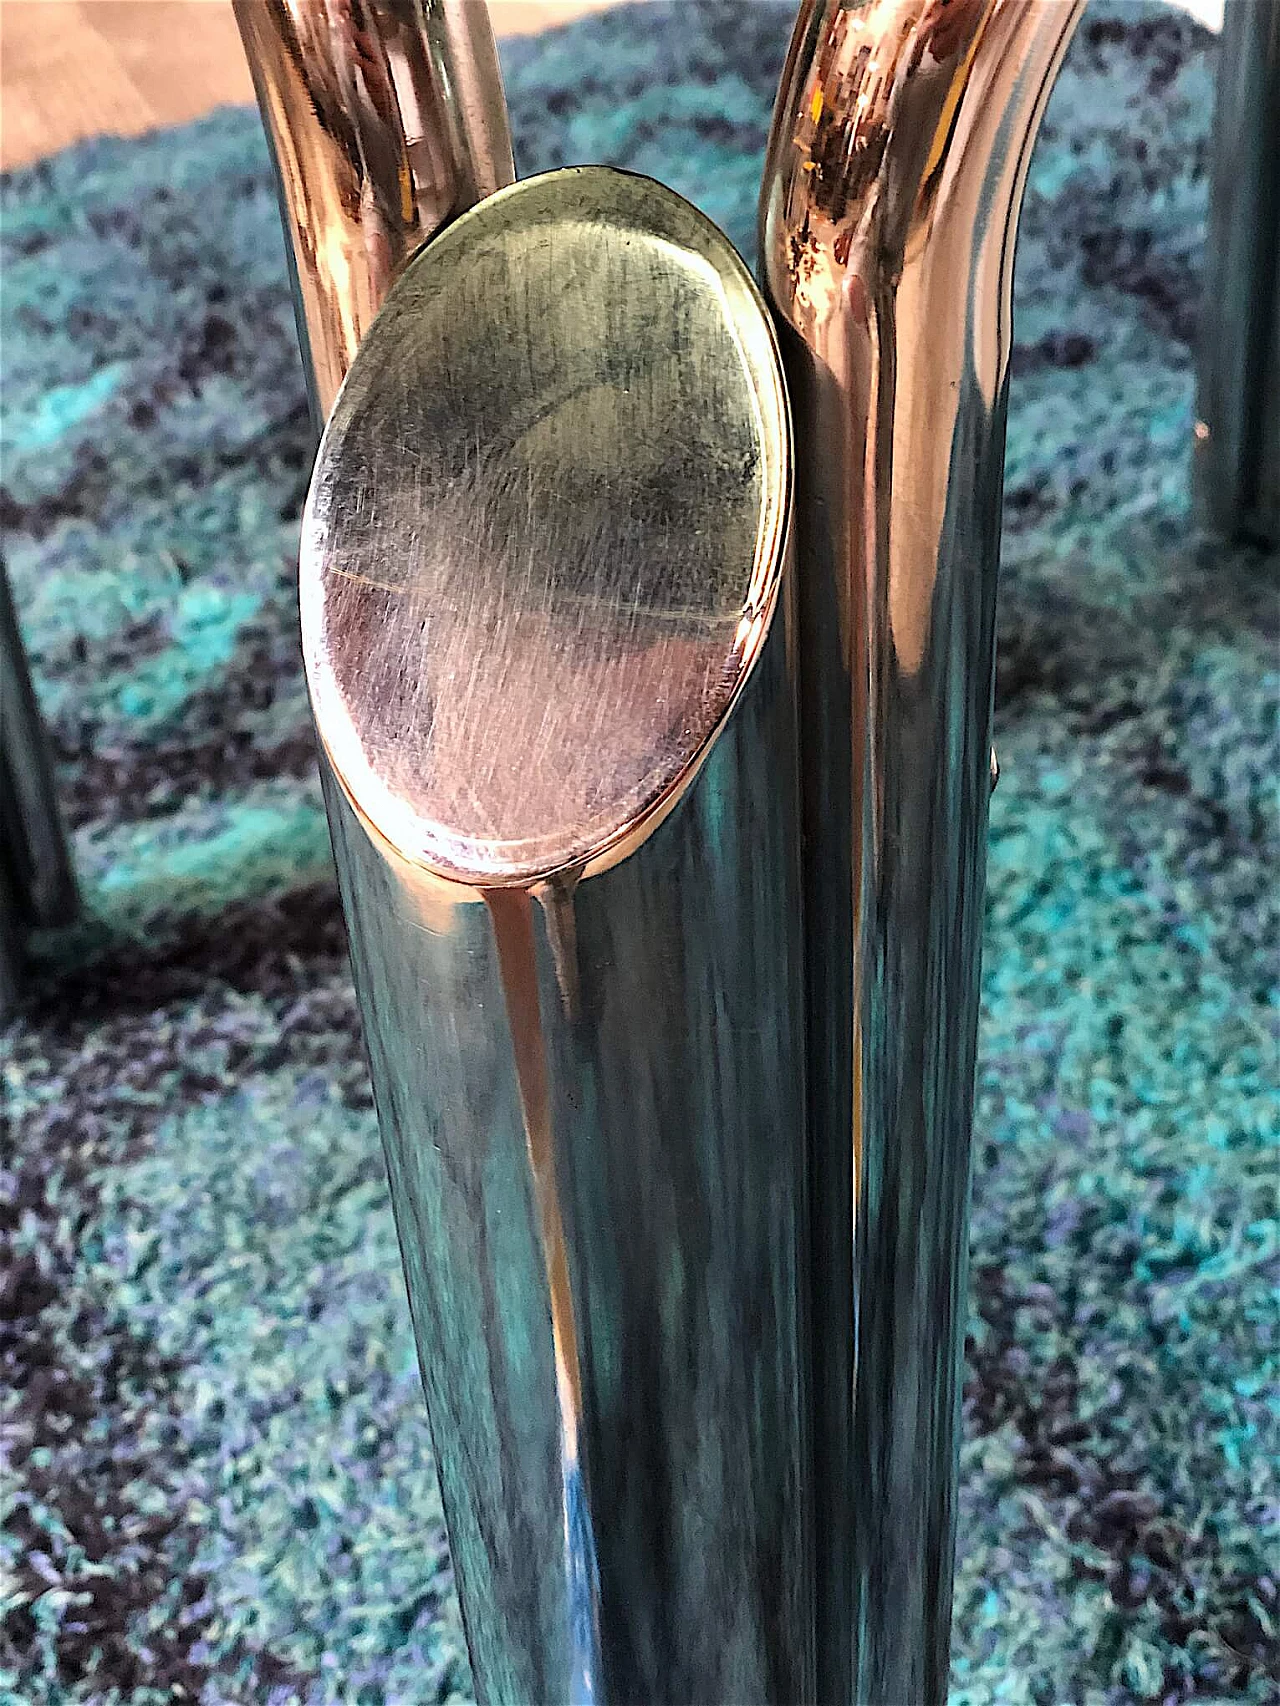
[[1, 2, 1276, 1701]]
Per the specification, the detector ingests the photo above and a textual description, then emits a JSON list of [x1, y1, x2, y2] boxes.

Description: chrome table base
[[759, 6, 1082, 1698], [230, 3, 1280, 1702]]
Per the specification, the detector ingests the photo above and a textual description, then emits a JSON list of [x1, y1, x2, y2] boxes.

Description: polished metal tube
[[240, 2, 1262, 1701], [297, 153, 811, 1703], [760, 3, 1082, 1700], [1196, 0, 1280, 543], [320, 649, 811, 1703], [1, 557, 78, 1014], [233, 0, 514, 420], [239, 9, 813, 1696]]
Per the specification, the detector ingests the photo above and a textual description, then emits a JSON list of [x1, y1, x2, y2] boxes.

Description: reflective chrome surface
[[234, 0, 514, 419], [760, 3, 1082, 1701], [304, 167, 812, 1702], [1, 558, 78, 1015], [1196, 0, 1280, 543]]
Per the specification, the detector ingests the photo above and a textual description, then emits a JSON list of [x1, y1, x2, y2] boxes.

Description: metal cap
[[301, 166, 791, 886]]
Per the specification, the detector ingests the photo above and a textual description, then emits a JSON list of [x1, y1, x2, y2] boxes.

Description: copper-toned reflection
[[302, 167, 790, 884], [234, 0, 514, 419]]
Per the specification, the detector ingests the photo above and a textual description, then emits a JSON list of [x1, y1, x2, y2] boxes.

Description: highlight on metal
[[760, 3, 1083, 1701]]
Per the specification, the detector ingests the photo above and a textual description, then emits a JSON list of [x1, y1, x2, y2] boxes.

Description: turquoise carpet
[[1, 2, 1276, 1701]]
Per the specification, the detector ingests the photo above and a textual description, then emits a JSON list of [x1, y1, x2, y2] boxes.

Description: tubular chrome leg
[[761, 4, 1084, 1701], [238, 0, 817, 1652], [0, 557, 77, 1016], [320, 630, 811, 1701], [234, 0, 514, 422], [302, 170, 812, 1701], [1196, 0, 1280, 543]]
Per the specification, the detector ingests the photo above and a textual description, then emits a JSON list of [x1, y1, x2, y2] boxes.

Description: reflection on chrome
[[762, 3, 1083, 1702], [284, 144, 811, 1700], [234, 0, 513, 419]]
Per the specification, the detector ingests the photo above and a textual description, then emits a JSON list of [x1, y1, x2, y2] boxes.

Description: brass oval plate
[[302, 166, 791, 885]]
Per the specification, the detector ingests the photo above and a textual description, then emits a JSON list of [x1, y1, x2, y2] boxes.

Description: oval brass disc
[[302, 166, 791, 885]]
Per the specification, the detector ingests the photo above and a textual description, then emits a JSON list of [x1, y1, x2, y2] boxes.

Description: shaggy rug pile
[[1, 2, 1275, 1701]]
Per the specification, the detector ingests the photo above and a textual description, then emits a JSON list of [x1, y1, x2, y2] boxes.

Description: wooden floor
[[0, 0, 1224, 173], [0, 0, 617, 169]]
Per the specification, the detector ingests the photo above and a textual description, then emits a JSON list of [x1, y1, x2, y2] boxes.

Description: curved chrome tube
[[239, 5, 813, 1695], [1196, 0, 1280, 542], [234, 0, 514, 418], [760, 2, 1082, 1701]]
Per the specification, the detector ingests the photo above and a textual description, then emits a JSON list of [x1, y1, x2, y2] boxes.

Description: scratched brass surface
[[304, 167, 790, 886], [761, 3, 1084, 1701], [233, 0, 514, 420]]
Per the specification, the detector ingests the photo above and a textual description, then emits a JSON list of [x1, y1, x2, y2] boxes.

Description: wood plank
[[0, 0, 619, 170]]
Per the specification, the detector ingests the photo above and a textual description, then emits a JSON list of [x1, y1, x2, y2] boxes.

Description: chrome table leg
[[301, 171, 811, 1702], [761, 5, 1083, 1701], [1197, 0, 1280, 543], [0, 557, 77, 1016], [234, 0, 514, 422], [236, 4, 814, 1684]]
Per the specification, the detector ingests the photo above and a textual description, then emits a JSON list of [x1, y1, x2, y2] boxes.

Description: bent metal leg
[[761, 4, 1084, 1701], [248, 58, 815, 1692]]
